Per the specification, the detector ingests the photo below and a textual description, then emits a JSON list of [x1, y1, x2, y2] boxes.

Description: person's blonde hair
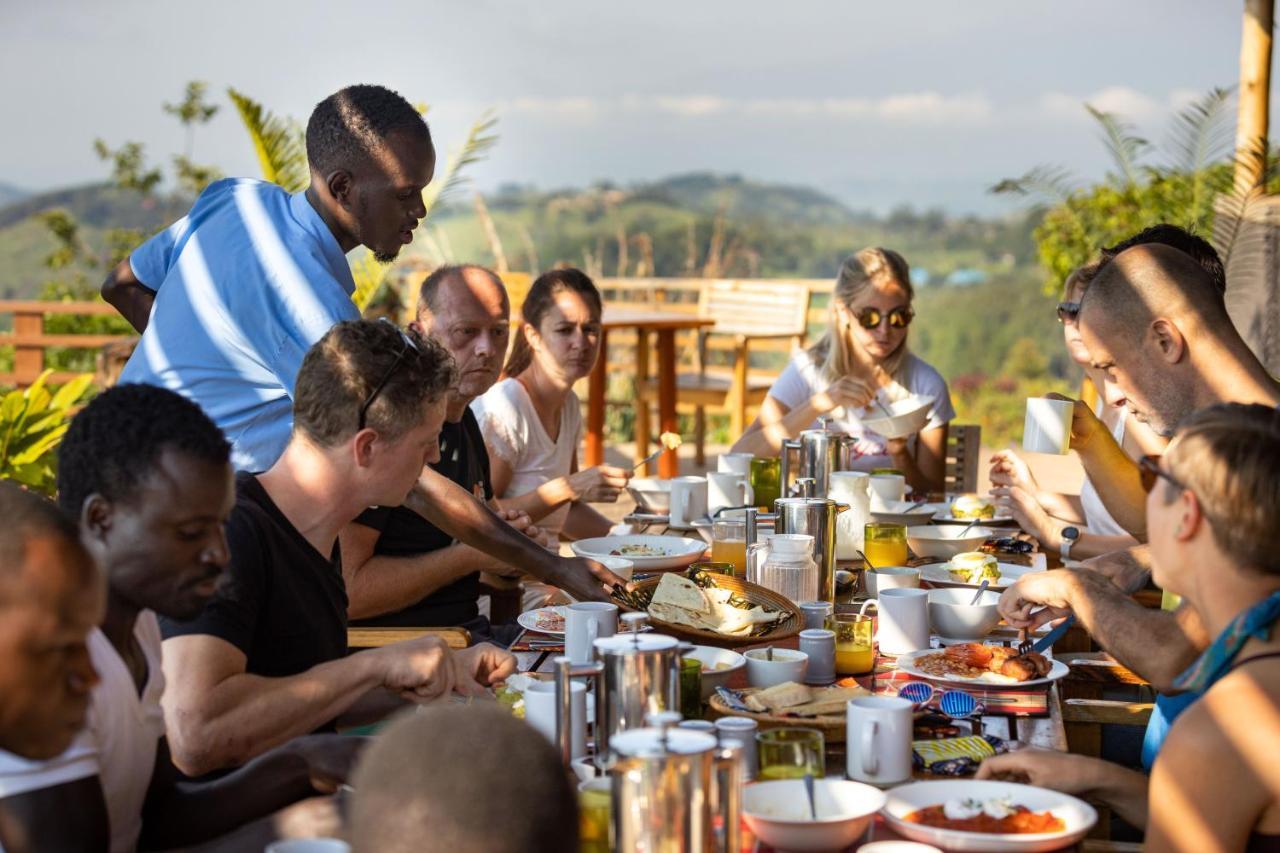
[[806, 247, 913, 383], [1164, 403, 1280, 575]]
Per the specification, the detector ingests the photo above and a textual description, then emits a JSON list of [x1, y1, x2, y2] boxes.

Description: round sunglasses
[[855, 306, 914, 330], [1056, 301, 1081, 324]]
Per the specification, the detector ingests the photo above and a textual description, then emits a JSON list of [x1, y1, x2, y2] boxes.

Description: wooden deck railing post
[[12, 308, 45, 387]]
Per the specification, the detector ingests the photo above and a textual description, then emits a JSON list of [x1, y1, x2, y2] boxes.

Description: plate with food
[[896, 644, 1068, 688], [614, 569, 802, 648], [516, 606, 569, 636], [571, 534, 706, 571], [921, 552, 1044, 590], [936, 493, 1016, 524], [882, 780, 1097, 852]]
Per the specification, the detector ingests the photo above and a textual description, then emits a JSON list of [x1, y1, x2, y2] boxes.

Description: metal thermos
[[607, 711, 741, 853], [774, 497, 844, 602], [780, 421, 857, 498]]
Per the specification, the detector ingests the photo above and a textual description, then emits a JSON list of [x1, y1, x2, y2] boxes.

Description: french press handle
[[554, 655, 604, 767]]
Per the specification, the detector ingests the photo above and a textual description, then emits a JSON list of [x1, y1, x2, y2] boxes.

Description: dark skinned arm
[[138, 735, 365, 851], [407, 467, 624, 601], [100, 257, 156, 334], [0, 776, 109, 853]]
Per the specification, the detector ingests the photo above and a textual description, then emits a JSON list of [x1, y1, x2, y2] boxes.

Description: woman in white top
[[731, 248, 955, 494], [472, 268, 630, 540], [989, 264, 1165, 559]]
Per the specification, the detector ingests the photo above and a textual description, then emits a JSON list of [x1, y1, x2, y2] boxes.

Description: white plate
[[516, 606, 568, 636], [932, 510, 1018, 524], [871, 501, 947, 526], [894, 648, 1069, 688], [882, 779, 1097, 852], [570, 534, 707, 571], [920, 562, 1044, 591]]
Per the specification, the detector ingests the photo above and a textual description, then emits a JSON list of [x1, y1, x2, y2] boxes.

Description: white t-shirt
[[767, 350, 957, 471], [1079, 399, 1131, 538], [0, 611, 166, 853], [472, 378, 584, 535]]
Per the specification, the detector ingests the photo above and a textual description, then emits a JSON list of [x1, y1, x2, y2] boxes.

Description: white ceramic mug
[[669, 476, 709, 528], [707, 471, 754, 517], [865, 566, 922, 597], [525, 680, 587, 759], [846, 696, 913, 787], [565, 602, 617, 664], [265, 842, 351, 853], [1023, 397, 1074, 455], [717, 452, 754, 475], [859, 587, 930, 656], [868, 474, 907, 509]]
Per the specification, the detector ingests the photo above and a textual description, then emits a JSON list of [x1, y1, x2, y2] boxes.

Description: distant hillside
[[0, 182, 28, 208]]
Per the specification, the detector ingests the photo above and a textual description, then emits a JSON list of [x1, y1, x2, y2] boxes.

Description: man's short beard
[[372, 247, 400, 264]]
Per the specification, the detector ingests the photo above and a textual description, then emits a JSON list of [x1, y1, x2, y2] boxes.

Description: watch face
[[1063, 526, 1080, 540]]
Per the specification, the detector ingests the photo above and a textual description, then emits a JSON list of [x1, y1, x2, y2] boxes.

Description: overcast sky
[[1, 0, 1258, 213]]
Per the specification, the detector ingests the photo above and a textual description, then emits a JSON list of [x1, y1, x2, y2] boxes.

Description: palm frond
[[1086, 105, 1150, 186], [227, 88, 309, 193], [418, 111, 499, 218], [1165, 87, 1235, 174], [989, 164, 1078, 203], [1211, 143, 1276, 265]]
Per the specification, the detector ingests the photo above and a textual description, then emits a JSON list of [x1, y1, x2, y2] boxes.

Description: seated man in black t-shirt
[[159, 320, 517, 776], [340, 265, 555, 642]]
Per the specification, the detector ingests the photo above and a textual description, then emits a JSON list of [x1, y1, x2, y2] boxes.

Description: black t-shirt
[[159, 472, 349, 679], [349, 407, 493, 628]]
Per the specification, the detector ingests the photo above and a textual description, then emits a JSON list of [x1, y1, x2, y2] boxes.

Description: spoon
[[969, 579, 990, 605], [803, 772, 817, 820], [766, 645, 774, 661]]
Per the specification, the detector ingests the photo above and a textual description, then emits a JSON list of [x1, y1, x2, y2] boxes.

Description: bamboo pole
[[1234, 0, 1273, 195]]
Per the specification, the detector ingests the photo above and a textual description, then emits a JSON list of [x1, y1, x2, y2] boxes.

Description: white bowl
[[859, 395, 933, 439], [882, 779, 1097, 852], [866, 566, 922, 597], [928, 588, 1002, 639], [683, 645, 746, 699], [744, 648, 808, 688], [742, 778, 887, 852], [626, 477, 672, 513], [871, 499, 944, 527], [906, 524, 996, 559], [598, 556, 634, 582], [570, 535, 706, 571]]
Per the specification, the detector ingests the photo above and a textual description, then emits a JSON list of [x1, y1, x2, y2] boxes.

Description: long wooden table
[[583, 309, 715, 478]]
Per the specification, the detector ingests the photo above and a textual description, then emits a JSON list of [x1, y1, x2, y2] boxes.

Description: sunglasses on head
[[357, 318, 420, 431], [1139, 454, 1188, 494], [855, 306, 914, 330], [1056, 301, 1081, 324]]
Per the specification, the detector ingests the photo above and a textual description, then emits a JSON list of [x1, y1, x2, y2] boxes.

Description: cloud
[[1038, 86, 1199, 124], [495, 92, 993, 125]]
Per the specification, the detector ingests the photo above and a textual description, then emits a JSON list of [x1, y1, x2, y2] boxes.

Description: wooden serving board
[[706, 684, 869, 742]]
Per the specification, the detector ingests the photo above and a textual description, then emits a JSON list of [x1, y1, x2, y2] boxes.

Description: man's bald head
[[350, 704, 577, 853], [413, 265, 511, 404]]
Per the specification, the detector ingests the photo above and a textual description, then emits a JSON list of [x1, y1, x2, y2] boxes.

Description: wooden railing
[[0, 301, 136, 387]]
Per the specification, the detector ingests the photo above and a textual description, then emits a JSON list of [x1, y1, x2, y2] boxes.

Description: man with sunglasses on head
[[999, 238, 1279, 769], [158, 320, 516, 777]]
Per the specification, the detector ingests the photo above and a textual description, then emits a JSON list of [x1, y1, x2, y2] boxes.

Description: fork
[[1016, 627, 1033, 656]]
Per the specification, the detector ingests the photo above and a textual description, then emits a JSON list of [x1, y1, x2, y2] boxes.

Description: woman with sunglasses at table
[[980, 402, 1280, 851], [989, 264, 1165, 561], [731, 247, 954, 494]]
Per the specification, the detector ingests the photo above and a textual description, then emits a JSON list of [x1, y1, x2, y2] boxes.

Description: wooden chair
[[637, 281, 812, 465], [347, 626, 472, 650], [944, 424, 981, 493]]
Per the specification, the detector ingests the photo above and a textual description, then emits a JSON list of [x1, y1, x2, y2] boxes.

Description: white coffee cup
[[744, 648, 809, 688], [859, 587, 930, 656], [669, 476, 709, 528], [707, 471, 753, 517], [565, 602, 617, 664], [717, 452, 754, 475], [846, 695, 913, 787], [525, 680, 587, 759], [868, 474, 907, 510], [265, 841, 351, 853], [865, 566, 922, 597], [1023, 397, 1074, 455]]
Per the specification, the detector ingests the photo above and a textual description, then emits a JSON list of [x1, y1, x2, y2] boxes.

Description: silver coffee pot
[[606, 711, 742, 853], [554, 613, 683, 763], [780, 419, 858, 498]]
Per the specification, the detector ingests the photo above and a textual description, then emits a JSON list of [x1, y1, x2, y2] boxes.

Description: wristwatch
[[1059, 526, 1080, 561]]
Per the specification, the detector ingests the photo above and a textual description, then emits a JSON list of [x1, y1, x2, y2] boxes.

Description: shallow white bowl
[[570, 535, 706, 571], [626, 477, 672, 513], [744, 648, 808, 688], [882, 779, 1097, 852], [906, 524, 996, 559], [928, 588, 1002, 639], [742, 778, 886, 852], [597, 556, 635, 582], [683, 645, 746, 699], [871, 499, 945, 527], [859, 395, 934, 439]]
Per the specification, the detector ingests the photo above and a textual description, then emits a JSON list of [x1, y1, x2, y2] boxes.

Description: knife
[[1031, 615, 1076, 653]]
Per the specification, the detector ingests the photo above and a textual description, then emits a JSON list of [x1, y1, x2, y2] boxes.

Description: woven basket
[[619, 573, 804, 649]]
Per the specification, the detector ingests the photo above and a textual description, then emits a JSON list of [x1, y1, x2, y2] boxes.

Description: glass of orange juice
[[830, 612, 875, 675], [711, 519, 747, 577], [864, 522, 909, 568]]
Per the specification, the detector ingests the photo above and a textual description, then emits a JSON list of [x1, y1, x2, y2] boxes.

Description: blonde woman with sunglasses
[[731, 248, 954, 494]]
